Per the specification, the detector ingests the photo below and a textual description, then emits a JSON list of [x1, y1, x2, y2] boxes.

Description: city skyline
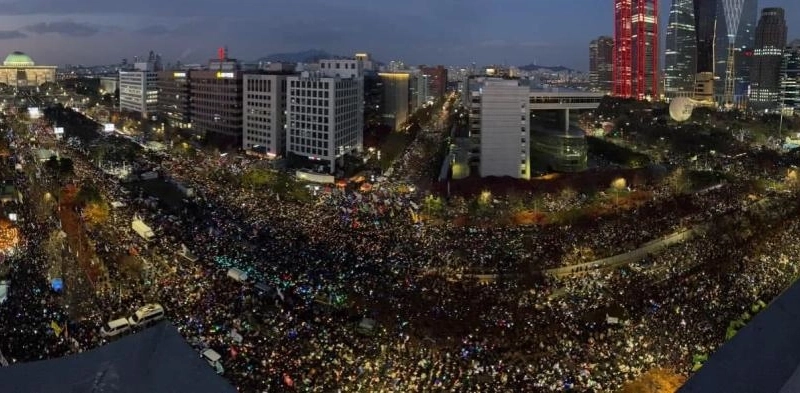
[[0, 0, 794, 70]]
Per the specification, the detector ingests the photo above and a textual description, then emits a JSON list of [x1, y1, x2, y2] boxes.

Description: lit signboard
[[173, 72, 186, 78], [103, 123, 115, 133], [28, 107, 41, 119], [216, 72, 235, 79], [54, 127, 64, 135]]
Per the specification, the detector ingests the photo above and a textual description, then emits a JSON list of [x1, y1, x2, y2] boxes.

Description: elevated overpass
[[527, 91, 604, 172], [528, 91, 605, 110]]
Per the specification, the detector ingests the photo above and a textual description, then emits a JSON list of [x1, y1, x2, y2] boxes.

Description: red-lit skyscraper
[[614, 0, 659, 99], [421, 65, 448, 100]]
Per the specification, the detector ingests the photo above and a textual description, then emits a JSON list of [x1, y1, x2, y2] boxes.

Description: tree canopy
[[621, 368, 686, 393]]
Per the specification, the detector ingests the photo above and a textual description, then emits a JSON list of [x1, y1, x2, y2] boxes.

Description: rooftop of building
[[528, 88, 605, 97], [468, 78, 605, 98], [3, 51, 34, 67]]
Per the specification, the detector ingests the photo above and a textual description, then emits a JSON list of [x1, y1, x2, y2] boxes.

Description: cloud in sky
[[23, 21, 99, 37], [0, 0, 795, 69], [0, 30, 26, 40]]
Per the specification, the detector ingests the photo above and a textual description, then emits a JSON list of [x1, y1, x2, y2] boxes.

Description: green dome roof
[[3, 51, 34, 67]]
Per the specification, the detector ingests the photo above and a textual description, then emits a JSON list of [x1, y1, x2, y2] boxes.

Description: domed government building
[[0, 51, 56, 88]]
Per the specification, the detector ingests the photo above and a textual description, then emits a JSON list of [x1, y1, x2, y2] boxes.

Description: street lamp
[[611, 177, 626, 206], [788, 168, 798, 182], [479, 190, 491, 206]]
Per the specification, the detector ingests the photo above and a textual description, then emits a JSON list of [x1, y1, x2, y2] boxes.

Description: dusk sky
[[0, 0, 796, 70]]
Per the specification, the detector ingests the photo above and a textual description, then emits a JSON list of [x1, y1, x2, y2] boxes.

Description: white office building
[[466, 77, 603, 177], [318, 59, 363, 78], [119, 62, 158, 118], [287, 61, 363, 174], [243, 73, 290, 156], [410, 70, 430, 111], [354, 53, 375, 72], [476, 79, 531, 179]]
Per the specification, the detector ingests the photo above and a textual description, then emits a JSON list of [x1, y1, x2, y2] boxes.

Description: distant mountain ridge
[[255, 49, 349, 63], [518, 64, 576, 73]]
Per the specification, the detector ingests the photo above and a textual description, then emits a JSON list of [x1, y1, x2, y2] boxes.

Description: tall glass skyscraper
[[694, 0, 717, 74], [750, 7, 787, 109], [693, 0, 717, 101], [614, 0, 659, 99], [715, 0, 759, 98], [665, 0, 696, 95], [590, 36, 614, 93], [781, 40, 800, 113], [737, 0, 758, 95]]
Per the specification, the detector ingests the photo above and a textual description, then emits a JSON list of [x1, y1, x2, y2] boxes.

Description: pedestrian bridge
[[528, 91, 604, 111]]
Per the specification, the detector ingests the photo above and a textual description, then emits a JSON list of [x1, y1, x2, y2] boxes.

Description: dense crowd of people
[[0, 107, 799, 392]]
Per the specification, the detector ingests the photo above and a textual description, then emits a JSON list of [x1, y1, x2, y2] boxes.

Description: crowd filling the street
[[0, 101, 799, 393]]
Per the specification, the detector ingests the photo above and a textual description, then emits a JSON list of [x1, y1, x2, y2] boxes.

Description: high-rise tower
[[614, 0, 659, 99], [720, 0, 747, 107], [614, 0, 633, 97], [782, 40, 800, 114], [590, 36, 614, 93], [664, 0, 696, 95], [749, 7, 787, 110], [715, 0, 758, 101], [693, 0, 717, 102], [737, 0, 758, 96]]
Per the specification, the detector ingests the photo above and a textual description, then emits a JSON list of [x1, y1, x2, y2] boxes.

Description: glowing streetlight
[[611, 178, 626, 206], [479, 190, 492, 205]]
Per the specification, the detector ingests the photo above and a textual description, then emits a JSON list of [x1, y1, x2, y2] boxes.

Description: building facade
[[354, 52, 375, 72], [189, 61, 244, 146], [157, 70, 191, 129], [781, 40, 800, 114], [693, 0, 717, 101], [363, 71, 383, 130], [99, 76, 118, 96], [614, 0, 659, 99], [286, 66, 363, 174], [466, 77, 603, 178], [750, 7, 787, 110], [714, 0, 759, 101], [476, 79, 531, 179], [378, 72, 410, 131], [738, 0, 760, 94], [0, 51, 56, 88], [242, 73, 290, 156], [590, 36, 614, 93], [664, 0, 696, 96], [119, 62, 158, 118], [319, 59, 363, 78], [421, 65, 448, 100], [410, 71, 429, 110]]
